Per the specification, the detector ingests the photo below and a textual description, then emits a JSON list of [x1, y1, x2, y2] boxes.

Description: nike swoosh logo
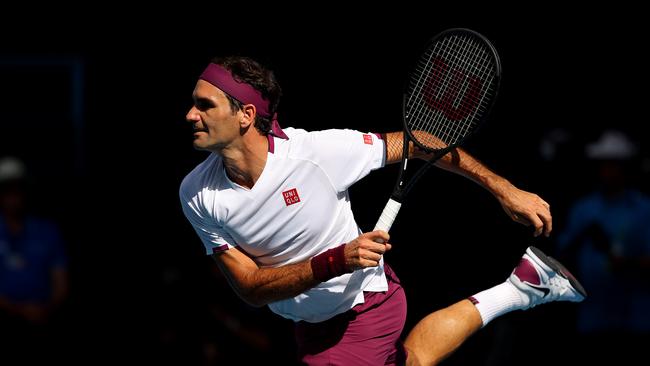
[[526, 283, 550, 297]]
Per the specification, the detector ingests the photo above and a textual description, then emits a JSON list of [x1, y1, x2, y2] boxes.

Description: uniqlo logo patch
[[282, 188, 301, 206], [363, 134, 373, 145]]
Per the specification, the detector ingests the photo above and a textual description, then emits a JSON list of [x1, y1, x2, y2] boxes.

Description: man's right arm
[[212, 230, 392, 307], [213, 248, 317, 307]]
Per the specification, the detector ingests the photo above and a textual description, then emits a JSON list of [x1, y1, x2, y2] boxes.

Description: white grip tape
[[373, 198, 402, 235]]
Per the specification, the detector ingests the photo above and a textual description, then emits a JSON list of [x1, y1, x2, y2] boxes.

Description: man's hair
[[211, 56, 282, 135]]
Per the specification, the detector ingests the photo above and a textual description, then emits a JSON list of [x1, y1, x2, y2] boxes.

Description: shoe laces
[[549, 273, 570, 297]]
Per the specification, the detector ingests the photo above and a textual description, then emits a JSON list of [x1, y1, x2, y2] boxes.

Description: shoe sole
[[528, 246, 588, 298]]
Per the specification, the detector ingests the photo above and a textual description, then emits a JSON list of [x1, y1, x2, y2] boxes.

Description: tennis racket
[[374, 28, 502, 234]]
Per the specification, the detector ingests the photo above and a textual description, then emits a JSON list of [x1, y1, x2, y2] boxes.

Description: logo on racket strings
[[423, 57, 483, 122]]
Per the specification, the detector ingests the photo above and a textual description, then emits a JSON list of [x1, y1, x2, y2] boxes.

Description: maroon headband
[[200, 63, 288, 139]]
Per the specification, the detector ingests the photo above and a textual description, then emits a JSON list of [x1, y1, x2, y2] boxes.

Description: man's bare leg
[[404, 299, 481, 366], [402, 246, 586, 366]]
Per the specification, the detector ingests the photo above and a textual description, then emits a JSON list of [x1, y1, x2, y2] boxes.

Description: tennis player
[[179, 56, 586, 365]]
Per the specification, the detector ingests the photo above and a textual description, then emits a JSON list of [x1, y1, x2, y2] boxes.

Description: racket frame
[[392, 28, 502, 202]]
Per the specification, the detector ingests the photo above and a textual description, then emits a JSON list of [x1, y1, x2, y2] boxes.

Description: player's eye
[[195, 99, 214, 111]]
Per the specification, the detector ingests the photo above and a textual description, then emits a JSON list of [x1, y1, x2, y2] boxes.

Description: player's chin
[[192, 137, 209, 150], [192, 131, 208, 143], [192, 139, 218, 152], [192, 143, 210, 151]]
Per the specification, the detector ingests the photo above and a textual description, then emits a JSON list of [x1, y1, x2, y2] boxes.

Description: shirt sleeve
[[301, 129, 386, 192], [179, 178, 237, 255]]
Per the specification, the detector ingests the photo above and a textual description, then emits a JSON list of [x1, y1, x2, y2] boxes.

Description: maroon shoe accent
[[513, 258, 541, 285], [468, 296, 479, 305]]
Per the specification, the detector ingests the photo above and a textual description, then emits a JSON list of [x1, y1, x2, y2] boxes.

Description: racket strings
[[406, 33, 497, 150], [440, 36, 492, 143], [424, 38, 493, 146], [424, 36, 479, 146], [415, 35, 492, 146], [412, 34, 493, 139]]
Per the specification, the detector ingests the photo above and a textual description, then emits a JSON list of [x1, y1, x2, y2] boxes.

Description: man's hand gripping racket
[[374, 28, 502, 235]]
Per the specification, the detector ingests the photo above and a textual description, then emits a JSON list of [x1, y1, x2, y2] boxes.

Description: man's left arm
[[383, 131, 552, 237], [435, 147, 551, 237]]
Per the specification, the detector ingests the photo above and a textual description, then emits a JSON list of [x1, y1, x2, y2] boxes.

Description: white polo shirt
[[179, 128, 387, 323]]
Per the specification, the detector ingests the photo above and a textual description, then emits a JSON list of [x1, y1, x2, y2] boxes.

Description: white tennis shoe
[[508, 246, 587, 309]]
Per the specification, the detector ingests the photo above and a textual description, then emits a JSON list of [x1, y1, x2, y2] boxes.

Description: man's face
[[186, 80, 241, 152]]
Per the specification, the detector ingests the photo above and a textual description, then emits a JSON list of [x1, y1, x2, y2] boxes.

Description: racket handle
[[373, 198, 402, 241]]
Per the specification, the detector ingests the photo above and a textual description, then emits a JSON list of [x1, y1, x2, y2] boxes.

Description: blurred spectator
[[0, 156, 69, 364], [556, 130, 650, 363]]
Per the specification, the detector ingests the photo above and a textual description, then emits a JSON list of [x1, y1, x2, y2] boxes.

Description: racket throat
[[392, 157, 409, 199]]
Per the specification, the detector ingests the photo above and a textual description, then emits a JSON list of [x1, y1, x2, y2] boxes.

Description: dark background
[[2, 6, 647, 365]]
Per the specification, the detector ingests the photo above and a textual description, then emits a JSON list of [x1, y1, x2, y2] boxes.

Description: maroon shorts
[[295, 264, 408, 365]]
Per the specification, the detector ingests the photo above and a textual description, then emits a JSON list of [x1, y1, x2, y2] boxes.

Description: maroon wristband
[[310, 243, 351, 282]]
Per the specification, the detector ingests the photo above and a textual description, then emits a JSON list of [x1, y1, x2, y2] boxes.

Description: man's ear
[[240, 104, 257, 128]]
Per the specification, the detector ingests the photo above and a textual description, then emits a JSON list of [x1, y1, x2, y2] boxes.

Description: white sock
[[468, 281, 526, 327]]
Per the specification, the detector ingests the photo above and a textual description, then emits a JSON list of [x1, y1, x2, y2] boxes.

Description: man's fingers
[[368, 230, 390, 243], [514, 210, 552, 237], [348, 231, 393, 270], [360, 259, 380, 267], [539, 211, 553, 237], [512, 213, 530, 226], [529, 214, 544, 237], [361, 250, 382, 262], [361, 240, 390, 254]]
